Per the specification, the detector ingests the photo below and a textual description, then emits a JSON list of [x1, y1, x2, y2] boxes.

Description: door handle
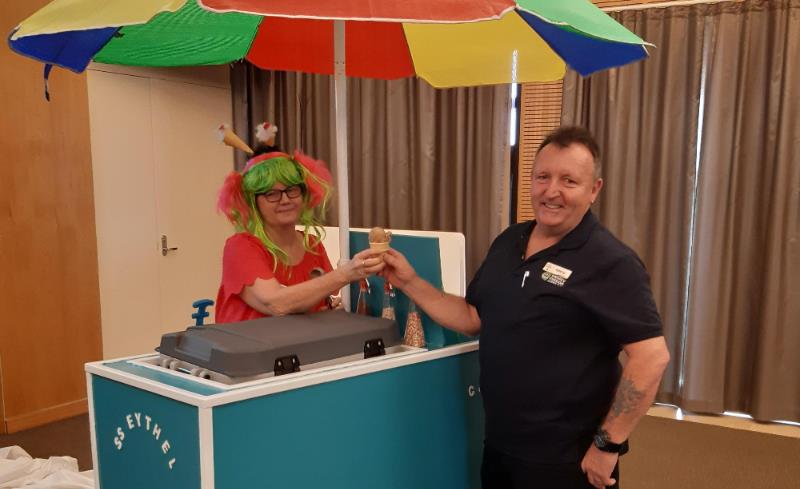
[[161, 235, 178, 256]]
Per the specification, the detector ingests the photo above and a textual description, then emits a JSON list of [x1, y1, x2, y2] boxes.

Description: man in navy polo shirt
[[382, 126, 670, 489]]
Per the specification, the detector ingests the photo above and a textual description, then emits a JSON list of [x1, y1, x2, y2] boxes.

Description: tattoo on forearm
[[609, 377, 645, 418]]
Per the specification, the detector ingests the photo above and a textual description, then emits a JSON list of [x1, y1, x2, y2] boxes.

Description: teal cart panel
[[91, 375, 201, 489], [213, 351, 483, 489], [349, 231, 471, 348]]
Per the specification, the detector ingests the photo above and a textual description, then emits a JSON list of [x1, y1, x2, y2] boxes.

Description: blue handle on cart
[[191, 299, 214, 326]]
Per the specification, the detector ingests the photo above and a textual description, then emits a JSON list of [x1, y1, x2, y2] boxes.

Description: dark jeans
[[481, 444, 620, 489]]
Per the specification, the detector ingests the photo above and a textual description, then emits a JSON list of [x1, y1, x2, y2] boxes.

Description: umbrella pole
[[333, 19, 352, 311]]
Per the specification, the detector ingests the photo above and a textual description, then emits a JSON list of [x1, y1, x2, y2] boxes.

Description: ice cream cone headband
[[218, 121, 277, 154], [256, 122, 278, 147], [217, 124, 253, 154]]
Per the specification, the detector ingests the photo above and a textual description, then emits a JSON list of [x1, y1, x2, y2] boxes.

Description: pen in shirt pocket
[[521, 270, 530, 288]]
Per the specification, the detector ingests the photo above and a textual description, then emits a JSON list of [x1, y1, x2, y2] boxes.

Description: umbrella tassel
[[43, 64, 53, 102]]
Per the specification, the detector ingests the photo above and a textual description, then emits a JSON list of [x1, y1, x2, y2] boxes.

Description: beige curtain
[[231, 66, 510, 278], [562, 6, 707, 404], [682, 0, 800, 422], [563, 0, 800, 423]]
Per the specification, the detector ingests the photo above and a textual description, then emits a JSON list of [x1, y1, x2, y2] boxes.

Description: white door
[[149, 77, 233, 336], [88, 66, 234, 359]]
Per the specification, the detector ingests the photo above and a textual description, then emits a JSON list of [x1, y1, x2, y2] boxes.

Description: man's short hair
[[537, 126, 602, 179]]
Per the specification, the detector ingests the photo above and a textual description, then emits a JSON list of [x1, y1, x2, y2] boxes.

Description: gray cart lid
[[158, 310, 400, 378]]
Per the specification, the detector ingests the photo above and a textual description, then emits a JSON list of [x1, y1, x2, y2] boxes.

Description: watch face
[[594, 429, 629, 455], [593, 434, 607, 448]]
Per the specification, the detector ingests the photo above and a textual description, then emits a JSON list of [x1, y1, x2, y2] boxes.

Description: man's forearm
[[601, 347, 669, 442], [402, 277, 481, 336]]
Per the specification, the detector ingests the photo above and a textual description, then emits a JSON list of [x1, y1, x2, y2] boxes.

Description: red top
[[215, 232, 334, 323]]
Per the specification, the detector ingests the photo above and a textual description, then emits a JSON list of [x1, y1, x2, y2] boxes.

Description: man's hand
[[381, 248, 419, 290], [581, 444, 618, 488]]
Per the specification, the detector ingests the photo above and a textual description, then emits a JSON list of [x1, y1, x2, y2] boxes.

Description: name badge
[[543, 262, 572, 279], [541, 262, 572, 287]]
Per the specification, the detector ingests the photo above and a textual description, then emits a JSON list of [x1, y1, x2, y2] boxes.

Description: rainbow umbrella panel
[[9, 0, 650, 88], [9, 0, 651, 307]]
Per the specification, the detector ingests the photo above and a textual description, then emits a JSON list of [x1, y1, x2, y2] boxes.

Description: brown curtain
[[562, 6, 707, 405], [231, 65, 510, 278], [563, 0, 800, 423], [682, 0, 800, 422]]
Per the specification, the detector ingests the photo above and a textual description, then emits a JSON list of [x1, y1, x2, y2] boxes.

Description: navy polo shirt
[[466, 211, 662, 464]]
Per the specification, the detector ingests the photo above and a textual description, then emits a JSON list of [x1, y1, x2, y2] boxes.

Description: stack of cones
[[403, 302, 425, 348]]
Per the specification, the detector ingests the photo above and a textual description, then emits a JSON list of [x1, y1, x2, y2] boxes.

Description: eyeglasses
[[258, 185, 305, 203]]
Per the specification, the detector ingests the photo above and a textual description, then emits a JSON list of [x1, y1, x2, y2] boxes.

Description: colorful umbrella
[[9, 0, 650, 87], [9, 0, 651, 306]]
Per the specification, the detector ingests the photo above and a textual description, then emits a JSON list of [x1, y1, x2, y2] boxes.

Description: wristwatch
[[593, 428, 629, 455]]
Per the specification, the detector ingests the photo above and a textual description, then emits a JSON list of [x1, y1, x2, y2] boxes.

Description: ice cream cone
[[368, 227, 391, 256], [256, 122, 278, 147], [369, 241, 390, 254], [218, 124, 253, 155]]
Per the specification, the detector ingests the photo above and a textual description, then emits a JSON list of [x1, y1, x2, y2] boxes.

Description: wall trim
[[4, 398, 88, 434]]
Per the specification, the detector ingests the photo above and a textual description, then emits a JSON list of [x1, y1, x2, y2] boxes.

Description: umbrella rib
[[196, 1, 516, 24], [516, 9, 655, 47]]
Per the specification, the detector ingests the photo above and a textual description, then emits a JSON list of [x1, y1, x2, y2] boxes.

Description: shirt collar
[[554, 210, 599, 251], [519, 210, 599, 257]]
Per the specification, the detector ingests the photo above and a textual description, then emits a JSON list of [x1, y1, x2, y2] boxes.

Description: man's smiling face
[[530, 142, 603, 238]]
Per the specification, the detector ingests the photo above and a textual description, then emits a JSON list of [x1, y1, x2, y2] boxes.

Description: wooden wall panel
[[515, 82, 563, 223], [0, 1, 102, 433]]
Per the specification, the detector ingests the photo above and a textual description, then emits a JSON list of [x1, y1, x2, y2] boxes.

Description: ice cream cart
[[86, 229, 483, 489]]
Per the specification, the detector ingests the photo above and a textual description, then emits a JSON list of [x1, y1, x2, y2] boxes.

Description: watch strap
[[594, 429, 630, 455]]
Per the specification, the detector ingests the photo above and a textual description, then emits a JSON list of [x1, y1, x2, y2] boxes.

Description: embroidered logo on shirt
[[541, 262, 572, 287]]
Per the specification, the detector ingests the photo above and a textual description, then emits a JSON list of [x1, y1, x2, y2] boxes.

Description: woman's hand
[[381, 248, 418, 290], [329, 294, 344, 310], [339, 248, 385, 283]]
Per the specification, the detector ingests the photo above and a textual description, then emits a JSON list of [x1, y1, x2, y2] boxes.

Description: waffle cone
[[222, 127, 253, 154], [369, 241, 390, 254]]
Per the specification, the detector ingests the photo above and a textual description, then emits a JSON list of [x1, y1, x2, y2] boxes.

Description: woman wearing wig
[[215, 130, 383, 323]]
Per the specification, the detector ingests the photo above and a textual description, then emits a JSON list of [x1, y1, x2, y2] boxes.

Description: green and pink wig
[[217, 151, 333, 266]]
